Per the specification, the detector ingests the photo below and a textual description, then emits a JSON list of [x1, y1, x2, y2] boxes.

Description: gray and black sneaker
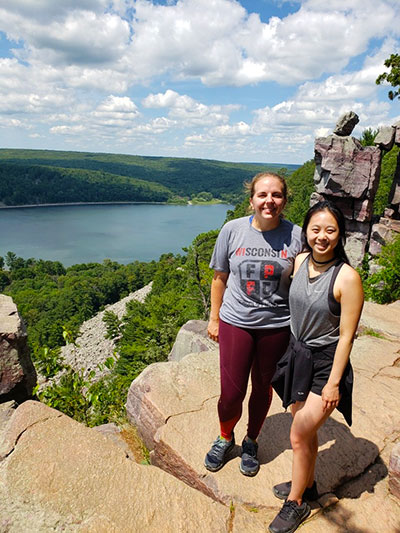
[[268, 500, 311, 533], [273, 481, 318, 501], [204, 434, 235, 472], [239, 438, 259, 476]]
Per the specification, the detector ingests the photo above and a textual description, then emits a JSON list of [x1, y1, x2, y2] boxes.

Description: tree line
[[0, 148, 298, 205]]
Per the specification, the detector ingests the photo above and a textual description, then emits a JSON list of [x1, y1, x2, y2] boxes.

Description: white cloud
[[142, 90, 236, 126], [92, 95, 140, 126], [50, 124, 85, 135], [0, 1, 399, 162], [2, 0, 398, 91]]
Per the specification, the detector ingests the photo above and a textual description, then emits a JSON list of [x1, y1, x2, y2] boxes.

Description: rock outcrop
[[313, 113, 400, 266], [313, 114, 381, 266], [126, 303, 400, 531], [0, 294, 36, 402], [0, 299, 399, 531], [0, 401, 231, 532]]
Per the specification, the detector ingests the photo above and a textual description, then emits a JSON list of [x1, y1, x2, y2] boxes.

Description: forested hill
[[0, 148, 299, 206]]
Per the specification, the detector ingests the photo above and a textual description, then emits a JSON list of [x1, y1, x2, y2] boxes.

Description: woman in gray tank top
[[269, 201, 364, 533]]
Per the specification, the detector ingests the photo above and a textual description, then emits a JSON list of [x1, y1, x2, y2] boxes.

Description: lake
[[0, 204, 232, 266]]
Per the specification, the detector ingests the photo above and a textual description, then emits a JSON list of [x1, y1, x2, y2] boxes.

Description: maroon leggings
[[218, 319, 290, 441]]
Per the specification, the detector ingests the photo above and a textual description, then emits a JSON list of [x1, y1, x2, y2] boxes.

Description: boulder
[[333, 111, 359, 136], [126, 351, 219, 451], [343, 219, 371, 267], [374, 126, 395, 151], [369, 217, 400, 256], [0, 400, 231, 532], [0, 294, 36, 402], [314, 136, 381, 200], [169, 320, 218, 362], [389, 442, 400, 500]]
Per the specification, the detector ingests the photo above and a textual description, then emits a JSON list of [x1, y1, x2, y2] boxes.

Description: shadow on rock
[[257, 412, 382, 497]]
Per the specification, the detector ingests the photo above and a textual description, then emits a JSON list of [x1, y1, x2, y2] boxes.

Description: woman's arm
[[321, 265, 364, 411], [207, 270, 229, 343]]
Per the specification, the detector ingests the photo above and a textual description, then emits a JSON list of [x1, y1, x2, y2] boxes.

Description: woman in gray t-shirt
[[204, 172, 302, 477]]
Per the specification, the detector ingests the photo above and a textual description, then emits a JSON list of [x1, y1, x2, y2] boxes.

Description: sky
[[0, 0, 399, 165]]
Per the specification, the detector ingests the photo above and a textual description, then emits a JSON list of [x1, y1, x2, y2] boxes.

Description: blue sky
[[0, 0, 399, 164]]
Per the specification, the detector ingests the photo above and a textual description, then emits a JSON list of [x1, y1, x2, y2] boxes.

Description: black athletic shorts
[[310, 352, 351, 397]]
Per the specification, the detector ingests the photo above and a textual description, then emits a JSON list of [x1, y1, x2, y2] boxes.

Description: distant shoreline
[[0, 200, 229, 209], [0, 201, 168, 209]]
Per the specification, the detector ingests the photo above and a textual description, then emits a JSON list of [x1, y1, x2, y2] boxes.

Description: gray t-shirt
[[210, 216, 302, 328]]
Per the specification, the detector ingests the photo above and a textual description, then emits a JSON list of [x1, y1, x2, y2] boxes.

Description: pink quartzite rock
[[369, 217, 400, 256], [389, 442, 400, 500], [0, 295, 36, 402], [169, 320, 218, 362], [343, 219, 370, 267], [374, 126, 395, 151], [314, 135, 382, 200], [0, 401, 231, 532], [126, 351, 220, 450], [333, 111, 359, 136]]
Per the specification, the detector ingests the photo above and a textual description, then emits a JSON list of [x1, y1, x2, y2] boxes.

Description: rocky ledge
[[0, 300, 399, 531]]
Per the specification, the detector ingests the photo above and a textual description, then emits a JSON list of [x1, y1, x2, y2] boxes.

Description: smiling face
[[306, 209, 340, 260], [249, 176, 286, 230]]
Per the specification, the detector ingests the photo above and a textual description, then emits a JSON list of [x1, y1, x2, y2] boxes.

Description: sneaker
[[239, 438, 259, 476], [204, 434, 235, 472], [268, 500, 311, 533], [273, 481, 318, 501]]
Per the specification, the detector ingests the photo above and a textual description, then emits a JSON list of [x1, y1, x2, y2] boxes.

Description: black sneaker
[[204, 434, 235, 472], [268, 500, 311, 533], [273, 481, 318, 501], [239, 438, 259, 476]]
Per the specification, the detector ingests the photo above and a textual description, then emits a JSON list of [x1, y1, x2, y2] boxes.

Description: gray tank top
[[289, 255, 344, 348]]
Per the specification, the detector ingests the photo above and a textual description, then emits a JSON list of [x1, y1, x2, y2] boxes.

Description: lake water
[[0, 204, 232, 266]]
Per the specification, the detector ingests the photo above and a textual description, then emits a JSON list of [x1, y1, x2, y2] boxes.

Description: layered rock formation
[[0, 401, 231, 532], [313, 113, 400, 265], [0, 294, 36, 402], [126, 311, 400, 531]]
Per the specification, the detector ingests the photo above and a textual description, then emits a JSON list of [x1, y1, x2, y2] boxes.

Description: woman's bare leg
[[288, 392, 336, 504]]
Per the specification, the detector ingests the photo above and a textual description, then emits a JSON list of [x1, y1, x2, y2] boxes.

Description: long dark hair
[[302, 200, 349, 264]]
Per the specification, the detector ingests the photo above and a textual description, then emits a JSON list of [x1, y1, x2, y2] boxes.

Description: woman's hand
[[207, 271, 229, 344], [207, 318, 220, 343], [321, 382, 340, 411]]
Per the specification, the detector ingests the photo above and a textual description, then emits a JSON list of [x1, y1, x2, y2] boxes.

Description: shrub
[[363, 233, 400, 303]]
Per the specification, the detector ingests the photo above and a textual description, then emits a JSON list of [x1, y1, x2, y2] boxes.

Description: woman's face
[[249, 177, 286, 222], [306, 209, 340, 258]]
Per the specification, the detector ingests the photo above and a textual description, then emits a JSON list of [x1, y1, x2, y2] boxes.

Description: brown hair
[[244, 172, 288, 200]]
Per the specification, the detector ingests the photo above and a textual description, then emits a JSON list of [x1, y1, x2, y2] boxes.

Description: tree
[[376, 53, 400, 100], [359, 128, 378, 147]]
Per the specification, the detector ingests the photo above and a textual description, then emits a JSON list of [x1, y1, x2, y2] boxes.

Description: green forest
[[0, 148, 299, 206], [1, 140, 399, 428]]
